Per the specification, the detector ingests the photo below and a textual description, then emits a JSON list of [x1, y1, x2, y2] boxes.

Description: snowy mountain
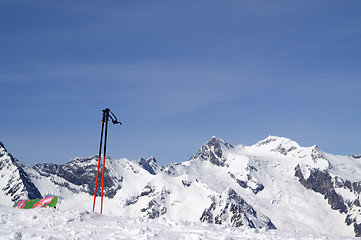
[[1, 136, 361, 237], [0, 142, 41, 203]]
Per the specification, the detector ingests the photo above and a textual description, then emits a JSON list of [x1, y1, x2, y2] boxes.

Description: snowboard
[[13, 196, 58, 209]]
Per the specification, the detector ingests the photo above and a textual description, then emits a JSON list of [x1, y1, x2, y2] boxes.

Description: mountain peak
[[200, 187, 276, 229], [0, 141, 6, 150], [0, 142, 13, 163], [137, 157, 161, 175], [207, 136, 234, 149], [254, 136, 302, 156], [0, 142, 9, 157], [147, 156, 157, 164], [0, 142, 42, 202], [255, 135, 294, 145], [189, 136, 233, 167]]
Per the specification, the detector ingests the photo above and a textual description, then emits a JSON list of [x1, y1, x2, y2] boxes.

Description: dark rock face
[[346, 214, 361, 237], [161, 162, 186, 177], [32, 156, 122, 198], [352, 182, 361, 194], [310, 148, 329, 164], [125, 184, 156, 206], [229, 172, 264, 194], [200, 188, 276, 230], [190, 137, 233, 167], [12, 164, 42, 200], [295, 165, 347, 213], [255, 137, 277, 146], [295, 164, 361, 237], [139, 188, 169, 219], [272, 145, 297, 156], [0, 142, 42, 201], [125, 185, 170, 219], [295, 165, 333, 195], [141, 199, 167, 219], [137, 157, 160, 175], [354, 223, 361, 237], [181, 180, 192, 187]]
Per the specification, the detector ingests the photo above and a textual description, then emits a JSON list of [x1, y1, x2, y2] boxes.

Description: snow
[[2, 136, 361, 239], [0, 149, 25, 206], [0, 204, 356, 240], [224, 145, 353, 237], [323, 153, 361, 182]]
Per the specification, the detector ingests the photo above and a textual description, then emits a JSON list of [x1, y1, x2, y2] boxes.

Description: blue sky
[[1, 1, 361, 165]]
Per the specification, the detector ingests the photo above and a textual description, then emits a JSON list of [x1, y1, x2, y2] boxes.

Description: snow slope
[[0, 204, 356, 240], [1, 136, 361, 238], [0, 142, 41, 205]]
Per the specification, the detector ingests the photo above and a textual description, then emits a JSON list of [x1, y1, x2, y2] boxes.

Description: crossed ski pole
[[92, 108, 121, 214]]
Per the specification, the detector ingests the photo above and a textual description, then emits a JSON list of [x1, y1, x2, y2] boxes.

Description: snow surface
[[0, 203, 356, 240]]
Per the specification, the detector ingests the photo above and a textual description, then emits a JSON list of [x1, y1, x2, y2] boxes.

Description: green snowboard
[[13, 196, 58, 209]]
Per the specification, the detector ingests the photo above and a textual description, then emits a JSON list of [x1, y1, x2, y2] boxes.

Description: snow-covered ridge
[[1, 136, 361, 237], [0, 142, 41, 204]]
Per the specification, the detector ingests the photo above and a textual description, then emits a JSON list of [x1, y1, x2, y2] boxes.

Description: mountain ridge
[[1, 136, 360, 237]]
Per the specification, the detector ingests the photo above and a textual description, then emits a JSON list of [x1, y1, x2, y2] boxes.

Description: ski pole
[[93, 110, 106, 212], [92, 108, 121, 214], [100, 109, 109, 214]]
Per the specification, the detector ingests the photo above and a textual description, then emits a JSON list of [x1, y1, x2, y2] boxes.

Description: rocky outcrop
[[140, 188, 169, 219], [32, 156, 122, 198], [0, 142, 42, 202], [229, 172, 264, 194], [190, 136, 233, 167], [200, 188, 276, 229], [137, 157, 161, 175], [295, 164, 361, 237]]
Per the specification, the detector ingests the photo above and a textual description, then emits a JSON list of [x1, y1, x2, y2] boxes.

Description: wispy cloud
[[1, 60, 265, 118]]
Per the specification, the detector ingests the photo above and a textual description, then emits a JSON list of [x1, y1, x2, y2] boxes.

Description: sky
[[1, 0, 361, 166]]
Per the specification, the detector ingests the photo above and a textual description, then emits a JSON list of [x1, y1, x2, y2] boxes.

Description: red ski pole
[[93, 110, 106, 212], [100, 111, 109, 214]]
